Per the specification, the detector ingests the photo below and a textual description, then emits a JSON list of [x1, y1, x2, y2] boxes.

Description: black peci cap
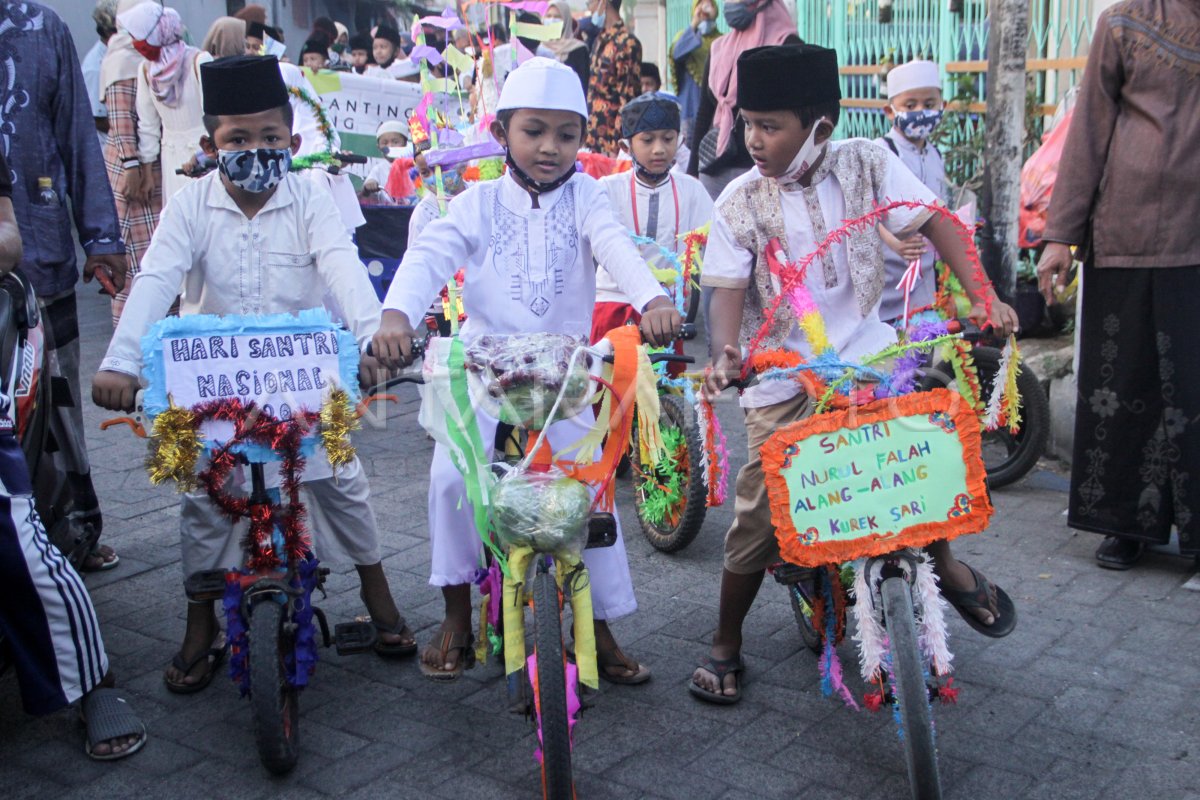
[[373, 24, 401, 46], [737, 44, 841, 112], [349, 31, 372, 51], [201, 55, 289, 116]]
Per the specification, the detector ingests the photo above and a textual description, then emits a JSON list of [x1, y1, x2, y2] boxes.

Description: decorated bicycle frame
[[748, 200, 1023, 709], [415, 326, 660, 760], [138, 309, 362, 695]]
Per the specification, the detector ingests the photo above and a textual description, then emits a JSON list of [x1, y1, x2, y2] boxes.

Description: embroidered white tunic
[[384, 171, 667, 337]]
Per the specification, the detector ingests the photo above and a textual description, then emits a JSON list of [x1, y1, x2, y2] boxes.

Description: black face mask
[[632, 157, 672, 186], [505, 149, 576, 195]]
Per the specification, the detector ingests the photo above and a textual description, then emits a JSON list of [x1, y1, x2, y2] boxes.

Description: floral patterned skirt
[[1069, 262, 1200, 554]]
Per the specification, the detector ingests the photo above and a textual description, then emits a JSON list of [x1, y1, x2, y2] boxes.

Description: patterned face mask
[[216, 147, 292, 193], [894, 109, 943, 141]]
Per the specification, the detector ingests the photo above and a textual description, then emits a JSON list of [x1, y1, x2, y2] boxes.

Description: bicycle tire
[[633, 394, 708, 553], [249, 599, 300, 775], [924, 346, 1048, 489], [881, 576, 942, 800], [531, 570, 573, 800], [788, 584, 823, 654], [684, 279, 701, 325]]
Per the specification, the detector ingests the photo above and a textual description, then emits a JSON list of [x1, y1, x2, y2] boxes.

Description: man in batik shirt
[[585, 0, 642, 156]]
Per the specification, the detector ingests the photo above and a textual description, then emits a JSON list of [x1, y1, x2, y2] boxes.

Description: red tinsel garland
[[191, 398, 321, 571], [744, 199, 993, 373]]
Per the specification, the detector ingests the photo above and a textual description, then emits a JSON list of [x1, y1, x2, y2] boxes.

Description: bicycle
[[393, 329, 689, 799], [102, 313, 385, 775]]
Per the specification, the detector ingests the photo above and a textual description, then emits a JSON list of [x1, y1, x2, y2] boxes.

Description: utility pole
[[978, 0, 1029, 302]]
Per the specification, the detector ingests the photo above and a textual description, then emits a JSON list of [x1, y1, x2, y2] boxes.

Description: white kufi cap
[[887, 60, 941, 99], [497, 56, 587, 118], [376, 119, 410, 138]]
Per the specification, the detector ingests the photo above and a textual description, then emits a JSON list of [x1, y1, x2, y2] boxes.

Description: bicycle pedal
[[333, 621, 377, 655], [771, 562, 816, 586], [184, 569, 229, 601], [586, 513, 618, 549]]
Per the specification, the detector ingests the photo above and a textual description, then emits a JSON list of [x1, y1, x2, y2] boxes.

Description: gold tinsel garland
[[145, 402, 203, 491], [319, 387, 360, 468], [144, 391, 360, 489]]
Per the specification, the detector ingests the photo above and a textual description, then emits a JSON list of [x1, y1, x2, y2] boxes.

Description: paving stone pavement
[[2, 287, 1198, 800]]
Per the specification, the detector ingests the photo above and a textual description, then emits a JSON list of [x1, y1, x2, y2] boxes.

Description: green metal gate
[[663, 0, 1096, 181]]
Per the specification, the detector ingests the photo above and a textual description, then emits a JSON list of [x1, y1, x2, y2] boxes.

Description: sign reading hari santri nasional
[[140, 308, 360, 454], [761, 389, 993, 567]]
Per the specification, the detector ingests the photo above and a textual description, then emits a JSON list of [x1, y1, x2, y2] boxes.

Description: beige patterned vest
[[718, 140, 917, 351]]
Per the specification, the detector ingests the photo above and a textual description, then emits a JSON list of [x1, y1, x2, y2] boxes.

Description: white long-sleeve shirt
[[383, 172, 667, 340], [594, 171, 712, 305], [101, 171, 381, 378]]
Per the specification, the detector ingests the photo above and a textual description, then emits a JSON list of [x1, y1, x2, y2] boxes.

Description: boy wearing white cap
[[360, 119, 412, 203], [877, 59, 948, 323], [373, 57, 682, 682]]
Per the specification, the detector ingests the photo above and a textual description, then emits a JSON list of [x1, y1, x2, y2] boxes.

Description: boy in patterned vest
[[691, 44, 1019, 705]]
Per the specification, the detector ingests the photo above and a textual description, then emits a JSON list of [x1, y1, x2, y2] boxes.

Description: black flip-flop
[[940, 563, 1017, 638], [688, 655, 744, 705], [164, 639, 227, 694]]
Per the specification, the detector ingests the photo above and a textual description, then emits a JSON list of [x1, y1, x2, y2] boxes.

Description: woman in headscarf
[[123, 4, 211, 203], [542, 1, 589, 94], [201, 16, 246, 59], [670, 0, 719, 141], [686, 0, 799, 198], [99, 0, 162, 326]]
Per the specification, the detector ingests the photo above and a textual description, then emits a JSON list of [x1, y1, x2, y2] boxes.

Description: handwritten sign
[[141, 309, 359, 454], [762, 389, 992, 566]]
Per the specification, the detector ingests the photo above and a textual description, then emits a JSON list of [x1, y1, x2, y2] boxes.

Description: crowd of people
[[0, 0, 1192, 772]]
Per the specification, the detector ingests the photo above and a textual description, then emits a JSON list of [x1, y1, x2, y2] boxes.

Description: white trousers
[[428, 409, 637, 621], [178, 456, 381, 578]]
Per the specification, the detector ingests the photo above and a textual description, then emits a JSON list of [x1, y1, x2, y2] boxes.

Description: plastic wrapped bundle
[[490, 468, 591, 558], [463, 333, 592, 429]]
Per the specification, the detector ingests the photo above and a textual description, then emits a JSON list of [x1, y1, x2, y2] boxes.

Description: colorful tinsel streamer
[[981, 335, 1023, 434], [695, 389, 729, 506], [286, 85, 336, 157], [745, 200, 993, 371]]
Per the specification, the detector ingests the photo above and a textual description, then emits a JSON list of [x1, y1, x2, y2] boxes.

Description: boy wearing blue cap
[[592, 92, 712, 345]]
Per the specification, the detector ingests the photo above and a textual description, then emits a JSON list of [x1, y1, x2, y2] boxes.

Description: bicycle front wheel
[[881, 576, 942, 800], [531, 570, 573, 799], [633, 394, 708, 553], [249, 598, 300, 775]]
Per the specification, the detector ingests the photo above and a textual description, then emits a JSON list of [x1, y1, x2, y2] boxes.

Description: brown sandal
[[597, 646, 651, 685], [418, 630, 476, 681]]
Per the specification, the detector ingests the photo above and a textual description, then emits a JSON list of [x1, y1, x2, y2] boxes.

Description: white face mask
[[777, 117, 827, 185], [386, 145, 413, 159]]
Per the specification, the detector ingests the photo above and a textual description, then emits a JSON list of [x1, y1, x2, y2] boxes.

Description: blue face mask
[[590, 9, 606, 26], [216, 147, 292, 193], [894, 108, 943, 141], [723, 1, 758, 31], [696, 19, 715, 35]]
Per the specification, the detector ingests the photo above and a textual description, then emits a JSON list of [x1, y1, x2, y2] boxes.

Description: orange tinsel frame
[[761, 389, 994, 567]]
